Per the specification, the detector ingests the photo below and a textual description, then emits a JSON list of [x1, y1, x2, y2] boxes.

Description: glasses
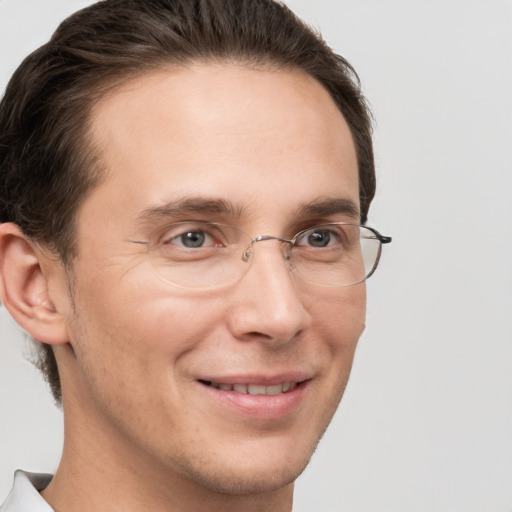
[[131, 221, 392, 289]]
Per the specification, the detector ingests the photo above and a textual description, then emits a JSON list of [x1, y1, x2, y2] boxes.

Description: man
[[0, 0, 391, 510]]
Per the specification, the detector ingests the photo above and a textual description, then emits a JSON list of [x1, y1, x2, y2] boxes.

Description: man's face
[[58, 63, 365, 494]]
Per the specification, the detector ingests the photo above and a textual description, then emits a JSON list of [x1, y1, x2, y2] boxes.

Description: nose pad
[[241, 245, 253, 263]]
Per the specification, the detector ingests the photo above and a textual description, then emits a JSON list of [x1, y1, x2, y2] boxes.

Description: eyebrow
[[294, 197, 360, 221], [135, 195, 360, 229], [135, 197, 246, 226]]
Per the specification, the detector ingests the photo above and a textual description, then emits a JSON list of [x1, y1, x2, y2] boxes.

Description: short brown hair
[[0, 0, 375, 403]]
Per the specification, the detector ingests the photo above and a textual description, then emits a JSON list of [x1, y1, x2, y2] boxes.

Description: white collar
[[0, 470, 54, 512]]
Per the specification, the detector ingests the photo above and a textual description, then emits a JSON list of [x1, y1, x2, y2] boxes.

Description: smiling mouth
[[199, 380, 299, 395]]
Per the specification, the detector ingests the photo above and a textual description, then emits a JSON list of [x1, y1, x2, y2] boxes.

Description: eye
[[158, 223, 224, 249], [172, 230, 210, 248], [304, 229, 332, 247], [296, 227, 341, 248]]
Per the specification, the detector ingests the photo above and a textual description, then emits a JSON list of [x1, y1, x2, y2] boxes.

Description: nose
[[226, 241, 311, 346]]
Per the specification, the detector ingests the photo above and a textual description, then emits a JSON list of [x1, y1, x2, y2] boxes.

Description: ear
[[0, 223, 69, 345]]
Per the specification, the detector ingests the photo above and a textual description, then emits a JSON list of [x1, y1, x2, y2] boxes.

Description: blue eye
[[160, 224, 221, 250], [297, 228, 339, 248], [305, 230, 332, 247], [176, 231, 207, 248]]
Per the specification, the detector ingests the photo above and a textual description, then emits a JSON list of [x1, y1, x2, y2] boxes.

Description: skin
[[1, 63, 365, 512]]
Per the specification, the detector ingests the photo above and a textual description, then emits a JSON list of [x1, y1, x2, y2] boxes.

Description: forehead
[[82, 63, 359, 232]]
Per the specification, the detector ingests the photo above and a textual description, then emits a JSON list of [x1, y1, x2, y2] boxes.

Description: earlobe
[[0, 222, 69, 345]]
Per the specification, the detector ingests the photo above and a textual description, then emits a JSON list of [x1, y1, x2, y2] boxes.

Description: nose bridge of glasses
[[241, 235, 293, 263]]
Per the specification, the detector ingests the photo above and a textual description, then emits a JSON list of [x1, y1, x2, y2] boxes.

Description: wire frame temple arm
[[365, 226, 392, 244]]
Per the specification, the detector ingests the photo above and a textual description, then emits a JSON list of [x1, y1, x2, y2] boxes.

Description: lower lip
[[199, 381, 309, 420]]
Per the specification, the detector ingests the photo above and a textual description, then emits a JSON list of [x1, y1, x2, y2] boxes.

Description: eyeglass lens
[[147, 222, 386, 289]]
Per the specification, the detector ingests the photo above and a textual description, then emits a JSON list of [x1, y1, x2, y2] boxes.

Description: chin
[[171, 434, 321, 496], [182, 458, 306, 496]]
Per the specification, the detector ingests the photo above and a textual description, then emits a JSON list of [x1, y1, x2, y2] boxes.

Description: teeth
[[208, 381, 297, 395], [266, 384, 284, 395], [248, 384, 266, 395]]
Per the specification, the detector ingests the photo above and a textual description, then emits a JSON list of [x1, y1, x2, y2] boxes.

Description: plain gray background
[[1, 1, 511, 511]]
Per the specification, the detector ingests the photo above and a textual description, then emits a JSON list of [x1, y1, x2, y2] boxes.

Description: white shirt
[[0, 471, 54, 512]]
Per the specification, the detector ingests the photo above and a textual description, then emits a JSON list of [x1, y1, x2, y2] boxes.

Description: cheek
[[308, 283, 366, 350], [87, 296, 222, 353], [306, 284, 366, 401], [66, 281, 229, 426], [67, 268, 229, 388]]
